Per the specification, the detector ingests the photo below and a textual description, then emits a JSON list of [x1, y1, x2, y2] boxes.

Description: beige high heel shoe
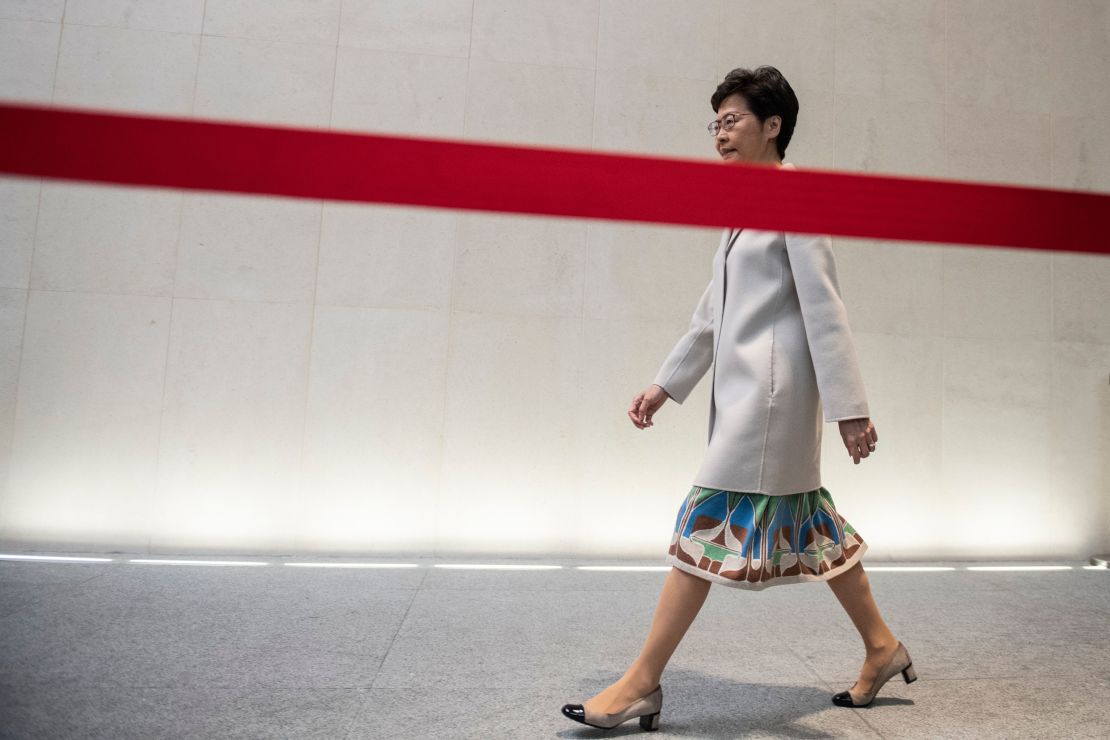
[[832, 641, 917, 707], [561, 684, 663, 731]]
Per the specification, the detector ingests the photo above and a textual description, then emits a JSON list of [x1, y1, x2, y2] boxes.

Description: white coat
[[652, 163, 871, 495]]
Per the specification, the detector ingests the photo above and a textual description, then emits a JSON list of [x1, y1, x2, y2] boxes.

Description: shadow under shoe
[[832, 641, 918, 707], [562, 684, 663, 731]]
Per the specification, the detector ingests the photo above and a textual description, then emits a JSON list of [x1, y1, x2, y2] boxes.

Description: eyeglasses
[[707, 112, 754, 136]]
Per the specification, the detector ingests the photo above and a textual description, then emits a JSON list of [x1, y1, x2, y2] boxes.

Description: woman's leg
[[584, 566, 712, 714], [826, 560, 900, 693]]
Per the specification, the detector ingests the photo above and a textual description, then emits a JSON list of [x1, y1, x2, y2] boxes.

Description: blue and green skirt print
[[666, 485, 868, 590]]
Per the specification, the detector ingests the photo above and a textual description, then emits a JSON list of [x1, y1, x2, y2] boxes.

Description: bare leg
[[584, 566, 712, 715], [826, 560, 900, 694]]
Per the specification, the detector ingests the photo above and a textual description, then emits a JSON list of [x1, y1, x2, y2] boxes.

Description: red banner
[[1, 101, 1106, 255]]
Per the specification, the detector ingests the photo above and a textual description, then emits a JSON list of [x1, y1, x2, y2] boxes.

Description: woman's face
[[712, 93, 782, 166]]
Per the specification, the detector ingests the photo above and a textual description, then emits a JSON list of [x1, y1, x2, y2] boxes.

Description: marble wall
[[0, 0, 1107, 558]]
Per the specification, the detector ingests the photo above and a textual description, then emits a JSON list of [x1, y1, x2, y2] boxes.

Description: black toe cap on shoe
[[562, 704, 586, 722], [831, 691, 860, 707]]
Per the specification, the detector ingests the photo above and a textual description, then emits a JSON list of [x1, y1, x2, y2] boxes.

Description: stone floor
[[1, 553, 1107, 739]]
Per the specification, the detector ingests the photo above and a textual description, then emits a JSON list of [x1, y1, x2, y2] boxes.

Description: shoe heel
[[639, 712, 660, 731], [901, 662, 917, 683]]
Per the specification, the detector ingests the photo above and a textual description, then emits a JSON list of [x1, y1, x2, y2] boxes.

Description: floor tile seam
[[295, 680, 861, 690], [801, 677, 889, 739], [852, 709, 889, 739], [363, 567, 431, 696], [412, 588, 664, 593], [0, 680, 384, 690], [811, 675, 1095, 687], [773, 634, 834, 686]]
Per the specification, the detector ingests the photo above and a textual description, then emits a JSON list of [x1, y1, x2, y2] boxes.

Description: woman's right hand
[[628, 384, 670, 429]]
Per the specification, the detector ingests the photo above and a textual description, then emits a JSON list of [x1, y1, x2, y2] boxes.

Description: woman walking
[[562, 66, 916, 731]]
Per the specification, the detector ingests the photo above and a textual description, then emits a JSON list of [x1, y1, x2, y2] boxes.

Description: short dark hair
[[711, 66, 799, 159]]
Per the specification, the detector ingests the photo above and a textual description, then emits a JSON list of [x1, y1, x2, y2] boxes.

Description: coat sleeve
[[784, 231, 871, 423], [651, 279, 714, 405]]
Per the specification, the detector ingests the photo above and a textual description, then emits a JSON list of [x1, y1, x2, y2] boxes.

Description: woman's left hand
[[838, 417, 877, 465]]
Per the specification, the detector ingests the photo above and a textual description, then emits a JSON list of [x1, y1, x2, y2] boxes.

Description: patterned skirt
[[665, 485, 867, 590]]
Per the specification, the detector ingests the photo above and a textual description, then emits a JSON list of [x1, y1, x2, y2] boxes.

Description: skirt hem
[[664, 540, 868, 591]]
